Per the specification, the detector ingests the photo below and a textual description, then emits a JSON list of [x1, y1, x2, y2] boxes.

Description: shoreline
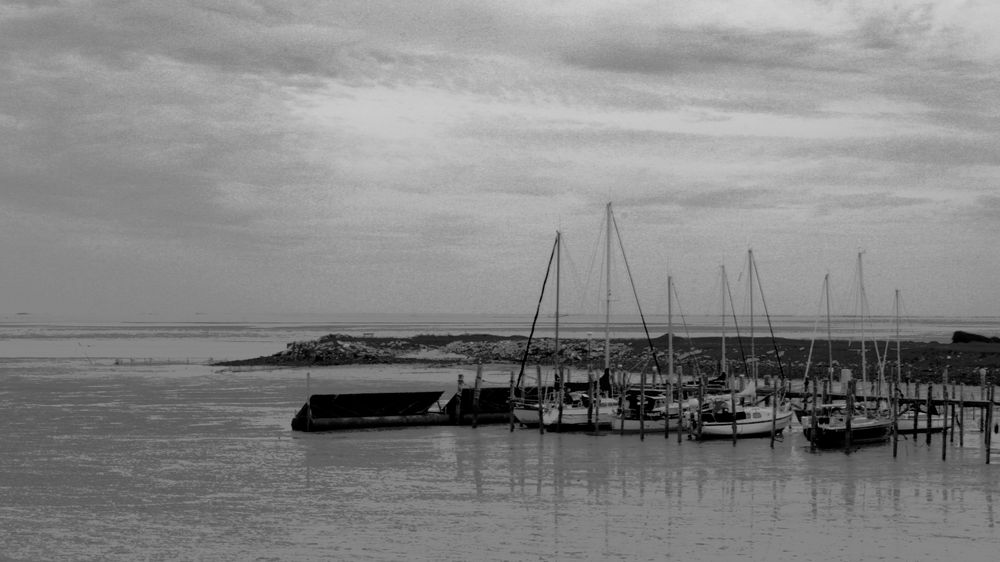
[[215, 332, 1000, 385]]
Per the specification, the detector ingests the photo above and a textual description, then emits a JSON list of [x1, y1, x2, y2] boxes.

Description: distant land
[[216, 331, 1000, 385]]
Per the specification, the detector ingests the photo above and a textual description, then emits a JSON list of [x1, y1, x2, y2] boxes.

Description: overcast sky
[[2, 1, 999, 321]]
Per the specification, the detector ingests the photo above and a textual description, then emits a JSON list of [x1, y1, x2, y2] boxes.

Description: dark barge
[[291, 387, 512, 432]]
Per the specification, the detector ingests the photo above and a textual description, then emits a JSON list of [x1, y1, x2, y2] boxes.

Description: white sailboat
[[697, 250, 793, 439], [511, 229, 612, 431]]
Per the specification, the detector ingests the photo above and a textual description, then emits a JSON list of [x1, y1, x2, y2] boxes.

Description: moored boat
[[802, 414, 892, 448], [698, 398, 793, 439], [895, 404, 949, 434]]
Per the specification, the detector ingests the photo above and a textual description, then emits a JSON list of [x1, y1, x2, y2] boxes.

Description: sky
[[2, 1, 999, 322]]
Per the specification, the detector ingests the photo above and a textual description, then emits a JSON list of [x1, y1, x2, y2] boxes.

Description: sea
[[1, 313, 998, 561]]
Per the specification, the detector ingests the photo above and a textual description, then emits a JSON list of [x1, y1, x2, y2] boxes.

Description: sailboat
[[510, 230, 613, 431], [802, 252, 892, 450], [891, 291, 949, 435], [696, 251, 793, 439], [588, 202, 693, 436]]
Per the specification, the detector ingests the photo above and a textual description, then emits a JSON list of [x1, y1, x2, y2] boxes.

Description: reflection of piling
[[472, 364, 482, 428]]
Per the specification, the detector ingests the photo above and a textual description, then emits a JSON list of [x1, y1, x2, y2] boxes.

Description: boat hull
[[612, 416, 684, 434], [802, 418, 891, 448], [512, 405, 613, 431], [698, 408, 793, 439], [895, 412, 949, 434]]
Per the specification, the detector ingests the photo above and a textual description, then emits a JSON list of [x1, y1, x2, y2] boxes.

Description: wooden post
[[664, 381, 671, 439], [981, 369, 988, 432], [594, 369, 601, 434], [456, 374, 464, 426], [845, 379, 854, 453], [556, 366, 563, 433], [950, 382, 956, 444], [926, 384, 933, 446], [472, 364, 483, 428], [536, 365, 544, 434], [676, 382, 683, 444], [986, 384, 994, 465], [587, 369, 595, 431], [305, 371, 312, 433], [959, 384, 965, 447], [730, 382, 738, 446], [509, 371, 515, 432], [697, 374, 705, 441], [769, 377, 779, 449], [639, 365, 646, 441], [942, 385, 949, 461], [810, 375, 819, 453], [984, 381, 994, 464], [891, 369, 898, 458]]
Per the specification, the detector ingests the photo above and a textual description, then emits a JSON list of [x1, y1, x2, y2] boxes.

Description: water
[[1, 317, 998, 561]]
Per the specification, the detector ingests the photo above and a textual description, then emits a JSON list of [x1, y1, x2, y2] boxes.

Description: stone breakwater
[[215, 332, 1000, 385]]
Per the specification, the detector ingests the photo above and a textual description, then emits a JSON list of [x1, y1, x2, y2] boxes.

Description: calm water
[[1, 319, 999, 561]]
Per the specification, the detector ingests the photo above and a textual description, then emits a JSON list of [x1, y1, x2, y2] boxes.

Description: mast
[[859, 252, 868, 407], [667, 274, 674, 440], [604, 202, 612, 391], [555, 230, 562, 430], [668, 275, 674, 384], [892, 288, 901, 456], [555, 232, 560, 372], [825, 273, 833, 385], [720, 265, 727, 382], [749, 249, 756, 387]]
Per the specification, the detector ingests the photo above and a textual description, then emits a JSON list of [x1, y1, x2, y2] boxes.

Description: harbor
[[288, 362, 1000, 463]]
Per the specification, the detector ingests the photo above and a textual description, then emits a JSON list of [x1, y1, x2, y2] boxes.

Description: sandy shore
[[216, 332, 1000, 385]]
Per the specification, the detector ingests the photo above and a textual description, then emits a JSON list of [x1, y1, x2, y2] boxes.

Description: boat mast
[[750, 250, 756, 386], [668, 275, 674, 385], [604, 202, 612, 392], [893, 288, 901, 455], [825, 273, 833, 385], [555, 230, 562, 429], [720, 265, 727, 382], [555, 231, 560, 371], [859, 252, 868, 406]]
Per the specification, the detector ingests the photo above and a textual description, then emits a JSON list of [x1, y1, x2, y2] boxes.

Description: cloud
[[1, 1, 1000, 317]]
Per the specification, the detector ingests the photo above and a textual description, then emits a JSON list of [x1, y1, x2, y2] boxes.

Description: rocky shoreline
[[215, 331, 1000, 385]]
